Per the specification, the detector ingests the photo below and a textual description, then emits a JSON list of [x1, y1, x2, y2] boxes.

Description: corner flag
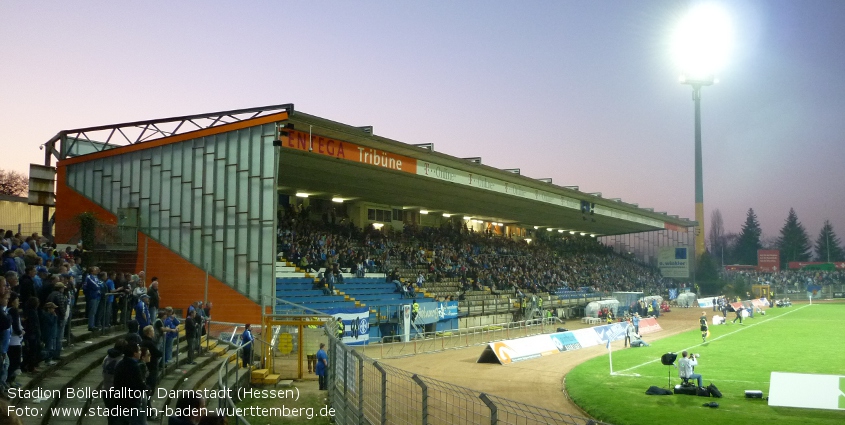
[[607, 339, 614, 375]]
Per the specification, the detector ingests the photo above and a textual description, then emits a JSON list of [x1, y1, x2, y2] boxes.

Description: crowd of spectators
[[725, 268, 845, 294], [0, 228, 221, 424], [277, 203, 389, 278], [275, 210, 670, 297], [382, 223, 669, 295]]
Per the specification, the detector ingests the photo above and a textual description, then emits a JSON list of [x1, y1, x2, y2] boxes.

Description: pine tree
[[814, 220, 845, 262], [735, 208, 762, 265], [777, 208, 812, 267]]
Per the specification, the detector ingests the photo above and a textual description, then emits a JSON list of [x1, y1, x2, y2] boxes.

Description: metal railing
[[359, 317, 565, 359], [217, 339, 253, 425], [327, 325, 610, 425]]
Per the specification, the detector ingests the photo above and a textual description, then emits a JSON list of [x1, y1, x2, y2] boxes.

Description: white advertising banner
[[658, 246, 690, 278], [768, 372, 845, 411], [697, 296, 718, 308]]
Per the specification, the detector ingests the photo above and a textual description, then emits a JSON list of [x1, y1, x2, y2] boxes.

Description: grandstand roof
[[47, 104, 695, 237]]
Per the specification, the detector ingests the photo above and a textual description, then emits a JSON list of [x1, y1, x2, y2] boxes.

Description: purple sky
[[2, 1, 844, 244]]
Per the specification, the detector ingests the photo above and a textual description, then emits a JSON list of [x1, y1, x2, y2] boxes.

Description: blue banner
[[323, 307, 370, 345], [668, 288, 679, 300], [591, 322, 629, 343], [550, 332, 581, 352], [413, 301, 459, 325]]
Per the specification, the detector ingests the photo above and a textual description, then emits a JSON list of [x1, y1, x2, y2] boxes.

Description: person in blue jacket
[[241, 324, 253, 369], [316, 342, 328, 390], [134, 294, 151, 332], [83, 267, 102, 331]]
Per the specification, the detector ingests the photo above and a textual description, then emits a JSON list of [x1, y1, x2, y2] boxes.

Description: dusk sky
[[2, 1, 844, 245]]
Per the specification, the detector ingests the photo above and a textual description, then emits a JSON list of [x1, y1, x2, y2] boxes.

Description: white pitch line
[[613, 304, 810, 375], [611, 373, 767, 385]]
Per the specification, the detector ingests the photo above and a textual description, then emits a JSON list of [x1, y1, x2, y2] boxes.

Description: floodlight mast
[[681, 74, 714, 260], [673, 2, 731, 261]]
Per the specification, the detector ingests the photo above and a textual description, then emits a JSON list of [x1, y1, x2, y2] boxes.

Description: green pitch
[[566, 303, 845, 425]]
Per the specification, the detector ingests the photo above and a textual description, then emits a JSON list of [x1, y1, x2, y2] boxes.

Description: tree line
[[0, 168, 28, 197], [708, 207, 845, 268]]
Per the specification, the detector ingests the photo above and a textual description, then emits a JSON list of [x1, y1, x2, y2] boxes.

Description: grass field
[[236, 386, 333, 425], [567, 303, 845, 425]]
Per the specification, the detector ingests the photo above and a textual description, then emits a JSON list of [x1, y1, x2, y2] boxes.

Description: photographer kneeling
[[678, 351, 702, 387]]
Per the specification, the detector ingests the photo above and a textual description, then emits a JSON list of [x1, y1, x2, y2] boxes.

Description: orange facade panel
[[136, 234, 262, 324], [281, 129, 417, 174], [54, 165, 118, 243]]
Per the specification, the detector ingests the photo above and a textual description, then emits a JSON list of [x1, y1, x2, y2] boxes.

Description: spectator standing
[[1, 252, 15, 274], [140, 325, 163, 390], [18, 267, 36, 307], [194, 301, 208, 338], [134, 294, 151, 332], [12, 250, 25, 276], [240, 324, 253, 369], [124, 320, 142, 346], [113, 342, 147, 425], [185, 309, 198, 365], [316, 342, 328, 390], [83, 267, 102, 332], [6, 293, 22, 388], [147, 278, 160, 321], [101, 340, 126, 425], [163, 307, 179, 364], [39, 302, 58, 365], [21, 297, 40, 373], [0, 291, 9, 392], [153, 311, 166, 352], [103, 272, 116, 329]]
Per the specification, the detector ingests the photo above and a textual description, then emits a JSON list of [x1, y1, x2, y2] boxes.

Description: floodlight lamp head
[[661, 353, 678, 365], [672, 3, 732, 82]]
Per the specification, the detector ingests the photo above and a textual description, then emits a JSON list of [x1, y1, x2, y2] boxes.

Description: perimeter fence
[[327, 321, 611, 425]]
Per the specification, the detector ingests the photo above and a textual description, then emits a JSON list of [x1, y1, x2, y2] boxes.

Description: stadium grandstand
[[5, 104, 739, 424]]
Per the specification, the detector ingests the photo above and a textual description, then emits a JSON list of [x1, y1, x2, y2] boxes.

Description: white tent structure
[[585, 299, 620, 318], [676, 292, 697, 307], [641, 295, 663, 306]]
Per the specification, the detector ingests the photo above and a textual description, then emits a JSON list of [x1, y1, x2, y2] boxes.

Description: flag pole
[[607, 339, 614, 375]]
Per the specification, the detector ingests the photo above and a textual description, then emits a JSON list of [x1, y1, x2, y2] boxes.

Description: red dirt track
[[381, 307, 705, 418]]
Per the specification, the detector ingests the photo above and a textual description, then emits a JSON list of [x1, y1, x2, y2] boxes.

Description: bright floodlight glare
[[295, 192, 309, 198], [673, 3, 732, 80], [331, 197, 344, 203]]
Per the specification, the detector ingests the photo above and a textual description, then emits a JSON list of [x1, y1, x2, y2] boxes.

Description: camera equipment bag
[[707, 383, 722, 398], [674, 385, 697, 396]]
